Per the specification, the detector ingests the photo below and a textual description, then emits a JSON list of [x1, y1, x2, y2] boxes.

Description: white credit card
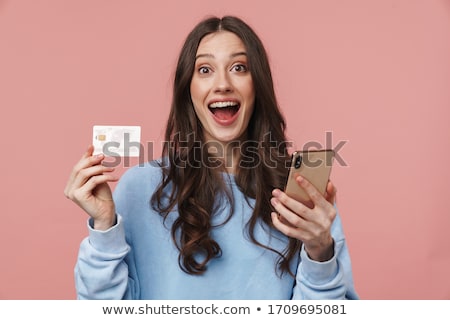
[[93, 125, 141, 157]]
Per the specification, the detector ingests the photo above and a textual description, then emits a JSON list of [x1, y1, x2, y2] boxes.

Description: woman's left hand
[[271, 175, 337, 262]]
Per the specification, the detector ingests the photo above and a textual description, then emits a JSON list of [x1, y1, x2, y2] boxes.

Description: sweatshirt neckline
[[221, 171, 237, 186]]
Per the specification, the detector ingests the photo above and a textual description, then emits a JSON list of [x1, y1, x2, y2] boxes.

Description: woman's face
[[190, 31, 255, 146]]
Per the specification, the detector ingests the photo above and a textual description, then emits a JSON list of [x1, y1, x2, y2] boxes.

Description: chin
[[211, 131, 245, 144]]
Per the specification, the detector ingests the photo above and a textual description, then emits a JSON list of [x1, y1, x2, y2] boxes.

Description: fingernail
[[272, 189, 280, 197], [270, 197, 279, 206], [296, 175, 305, 185]]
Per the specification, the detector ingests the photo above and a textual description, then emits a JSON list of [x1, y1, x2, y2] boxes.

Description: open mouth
[[208, 101, 240, 121]]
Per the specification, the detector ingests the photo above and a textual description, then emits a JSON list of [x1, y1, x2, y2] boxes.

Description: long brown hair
[[151, 15, 301, 275]]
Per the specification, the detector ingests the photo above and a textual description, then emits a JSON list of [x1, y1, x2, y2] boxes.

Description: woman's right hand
[[64, 145, 119, 230]]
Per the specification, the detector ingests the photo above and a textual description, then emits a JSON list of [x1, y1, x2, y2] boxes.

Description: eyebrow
[[195, 52, 247, 60]]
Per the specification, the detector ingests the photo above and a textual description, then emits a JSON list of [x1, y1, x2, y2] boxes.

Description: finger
[[271, 212, 298, 238], [83, 145, 94, 158], [296, 175, 330, 209], [73, 153, 106, 174], [271, 212, 312, 240], [66, 153, 106, 190], [74, 164, 115, 188], [325, 181, 337, 204], [270, 192, 311, 229], [66, 147, 102, 186], [74, 145, 96, 173], [65, 145, 107, 199], [72, 174, 118, 201], [65, 165, 115, 199], [271, 189, 311, 218]]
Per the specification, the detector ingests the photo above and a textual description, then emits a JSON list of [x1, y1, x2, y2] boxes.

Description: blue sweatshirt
[[75, 161, 358, 299]]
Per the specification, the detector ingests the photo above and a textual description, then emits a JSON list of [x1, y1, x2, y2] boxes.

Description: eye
[[231, 64, 248, 72], [198, 66, 211, 74]]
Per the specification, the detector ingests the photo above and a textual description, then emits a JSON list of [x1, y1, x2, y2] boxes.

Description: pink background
[[1, 0, 449, 299]]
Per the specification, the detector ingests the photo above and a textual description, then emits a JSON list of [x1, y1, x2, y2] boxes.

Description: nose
[[213, 70, 233, 93]]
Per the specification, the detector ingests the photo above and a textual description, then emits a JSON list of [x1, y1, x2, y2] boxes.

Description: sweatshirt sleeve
[[291, 210, 359, 300], [74, 164, 160, 300], [74, 215, 134, 299]]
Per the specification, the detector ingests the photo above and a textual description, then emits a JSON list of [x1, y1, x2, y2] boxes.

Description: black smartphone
[[284, 149, 335, 206]]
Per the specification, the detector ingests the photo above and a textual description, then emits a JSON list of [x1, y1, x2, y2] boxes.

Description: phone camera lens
[[294, 155, 302, 169]]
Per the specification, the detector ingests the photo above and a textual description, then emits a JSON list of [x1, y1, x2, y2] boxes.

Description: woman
[[64, 15, 358, 299]]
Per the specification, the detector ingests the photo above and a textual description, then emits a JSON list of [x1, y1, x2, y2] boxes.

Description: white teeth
[[209, 101, 239, 108]]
